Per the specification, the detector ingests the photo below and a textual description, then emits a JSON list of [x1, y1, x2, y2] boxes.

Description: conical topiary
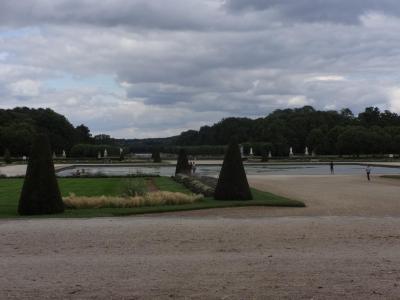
[[4, 149, 11, 164], [214, 141, 252, 200], [175, 149, 191, 175], [152, 149, 162, 163], [18, 134, 64, 215]]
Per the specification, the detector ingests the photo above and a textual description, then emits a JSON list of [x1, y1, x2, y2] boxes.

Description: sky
[[1, 0, 400, 138]]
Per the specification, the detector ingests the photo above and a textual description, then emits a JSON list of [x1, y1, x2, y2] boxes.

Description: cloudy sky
[[1, 0, 400, 138]]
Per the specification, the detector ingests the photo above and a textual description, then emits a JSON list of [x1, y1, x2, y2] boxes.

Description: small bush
[[174, 174, 214, 197], [63, 191, 203, 209], [120, 179, 146, 197]]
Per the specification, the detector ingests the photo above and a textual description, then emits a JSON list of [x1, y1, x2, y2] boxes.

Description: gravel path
[[1, 174, 400, 299], [1, 216, 400, 299]]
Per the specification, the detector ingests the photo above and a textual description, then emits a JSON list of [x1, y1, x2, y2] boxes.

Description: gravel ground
[[1, 174, 400, 299]]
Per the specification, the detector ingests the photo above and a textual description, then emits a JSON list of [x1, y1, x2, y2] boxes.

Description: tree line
[[173, 106, 400, 156], [3, 106, 400, 158], [0, 107, 92, 157]]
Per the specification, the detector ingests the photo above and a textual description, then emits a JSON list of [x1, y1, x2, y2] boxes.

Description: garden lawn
[[381, 175, 400, 180], [0, 177, 304, 218]]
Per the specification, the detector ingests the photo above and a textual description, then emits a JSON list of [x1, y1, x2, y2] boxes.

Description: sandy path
[[2, 174, 400, 299], [249, 174, 400, 217], [1, 217, 400, 299], [158, 175, 400, 218]]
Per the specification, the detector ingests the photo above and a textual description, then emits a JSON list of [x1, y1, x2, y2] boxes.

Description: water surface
[[57, 164, 400, 177]]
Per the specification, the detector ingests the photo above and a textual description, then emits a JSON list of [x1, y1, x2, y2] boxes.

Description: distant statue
[[62, 150, 66, 158], [305, 147, 309, 155], [268, 151, 272, 158], [250, 147, 254, 156], [289, 147, 294, 156], [104, 149, 108, 158]]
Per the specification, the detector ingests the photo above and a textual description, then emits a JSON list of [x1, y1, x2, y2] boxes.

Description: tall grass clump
[[63, 191, 203, 209]]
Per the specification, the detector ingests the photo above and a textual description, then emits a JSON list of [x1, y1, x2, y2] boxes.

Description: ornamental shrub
[[214, 141, 252, 200], [18, 134, 64, 215], [3, 149, 11, 164], [152, 149, 162, 163], [175, 149, 191, 175]]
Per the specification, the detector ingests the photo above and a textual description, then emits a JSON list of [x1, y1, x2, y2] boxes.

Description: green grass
[[153, 177, 191, 193], [0, 177, 304, 218], [381, 175, 400, 179]]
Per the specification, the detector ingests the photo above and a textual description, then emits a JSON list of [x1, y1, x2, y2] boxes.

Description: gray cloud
[[0, 0, 205, 30], [1, 1, 400, 137], [226, 0, 400, 24]]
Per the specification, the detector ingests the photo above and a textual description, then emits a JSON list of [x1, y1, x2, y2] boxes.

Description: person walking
[[192, 161, 197, 174], [366, 165, 371, 181], [330, 161, 334, 174]]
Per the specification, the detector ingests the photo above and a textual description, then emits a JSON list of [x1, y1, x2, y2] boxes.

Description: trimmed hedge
[[175, 149, 191, 175], [3, 149, 11, 164], [70, 144, 121, 158], [214, 141, 252, 200], [18, 134, 64, 215], [152, 149, 162, 163], [173, 174, 214, 197]]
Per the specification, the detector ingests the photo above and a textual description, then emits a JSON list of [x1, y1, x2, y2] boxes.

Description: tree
[[175, 149, 191, 175], [0, 107, 78, 156], [358, 107, 381, 127], [18, 134, 64, 215], [340, 108, 354, 119], [214, 141, 252, 200], [75, 124, 92, 143], [336, 127, 369, 156], [3, 149, 11, 164], [306, 128, 325, 154]]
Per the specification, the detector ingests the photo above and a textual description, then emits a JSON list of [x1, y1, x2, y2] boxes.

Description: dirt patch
[[145, 177, 159, 192]]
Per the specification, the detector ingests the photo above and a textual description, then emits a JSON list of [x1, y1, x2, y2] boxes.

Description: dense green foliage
[[175, 149, 191, 175], [0, 177, 303, 218], [214, 142, 252, 200], [0, 107, 92, 156], [121, 106, 400, 156], [70, 144, 121, 158], [5, 105, 400, 157], [175, 106, 400, 155], [18, 134, 64, 215]]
